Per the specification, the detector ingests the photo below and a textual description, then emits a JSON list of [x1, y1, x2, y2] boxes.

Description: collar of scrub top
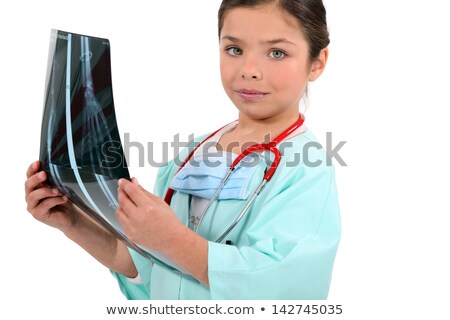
[[164, 114, 306, 243], [164, 113, 305, 205]]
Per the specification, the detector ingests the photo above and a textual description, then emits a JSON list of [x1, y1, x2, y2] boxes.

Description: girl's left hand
[[116, 178, 184, 252]]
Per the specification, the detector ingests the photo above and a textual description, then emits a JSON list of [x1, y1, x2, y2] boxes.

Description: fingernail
[[62, 196, 68, 201], [39, 172, 46, 179], [52, 188, 58, 195], [118, 179, 124, 186]]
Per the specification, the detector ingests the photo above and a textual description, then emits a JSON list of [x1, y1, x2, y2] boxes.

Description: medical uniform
[[111, 124, 341, 299]]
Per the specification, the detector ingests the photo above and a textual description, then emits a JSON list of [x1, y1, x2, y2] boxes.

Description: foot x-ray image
[[39, 30, 178, 268], [39, 29, 139, 250]]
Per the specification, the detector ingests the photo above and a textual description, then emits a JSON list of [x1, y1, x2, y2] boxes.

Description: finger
[[141, 186, 155, 197], [137, 187, 160, 202], [128, 177, 158, 200], [117, 188, 137, 215], [26, 161, 41, 179], [27, 187, 61, 209], [30, 196, 68, 219], [127, 178, 159, 200], [25, 171, 47, 196], [118, 179, 149, 208], [115, 207, 130, 224]]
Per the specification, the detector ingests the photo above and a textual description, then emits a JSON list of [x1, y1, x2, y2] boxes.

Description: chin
[[237, 109, 276, 121]]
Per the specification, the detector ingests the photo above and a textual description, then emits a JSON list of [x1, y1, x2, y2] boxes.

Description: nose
[[240, 55, 262, 80]]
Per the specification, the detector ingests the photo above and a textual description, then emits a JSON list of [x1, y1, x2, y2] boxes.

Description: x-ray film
[[39, 30, 183, 272], [39, 29, 140, 251]]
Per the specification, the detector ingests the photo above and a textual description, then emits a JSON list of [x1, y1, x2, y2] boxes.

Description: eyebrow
[[221, 35, 296, 46]]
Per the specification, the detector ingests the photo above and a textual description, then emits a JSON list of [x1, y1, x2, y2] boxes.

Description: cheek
[[268, 64, 309, 93], [220, 59, 232, 85], [220, 61, 238, 97]]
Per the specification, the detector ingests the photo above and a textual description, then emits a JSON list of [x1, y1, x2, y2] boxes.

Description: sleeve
[[110, 248, 152, 299], [207, 162, 341, 300]]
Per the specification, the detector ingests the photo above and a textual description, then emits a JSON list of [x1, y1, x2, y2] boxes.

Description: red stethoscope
[[164, 113, 305, 243]]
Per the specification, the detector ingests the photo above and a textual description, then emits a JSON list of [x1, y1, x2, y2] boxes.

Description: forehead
[[221, 5, 305, 41]]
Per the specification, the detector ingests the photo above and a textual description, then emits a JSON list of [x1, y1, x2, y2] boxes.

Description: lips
[[235, 89, 269, 101]]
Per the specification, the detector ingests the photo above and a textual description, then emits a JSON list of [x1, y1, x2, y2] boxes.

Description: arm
[[205, 163, 341, 299], [25, 161, 137, 278], [153, 221, 209, 287], [63, 208, 138, 278]]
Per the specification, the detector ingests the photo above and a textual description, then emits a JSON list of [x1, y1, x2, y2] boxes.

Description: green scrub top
[[111, 128, 341, 299]]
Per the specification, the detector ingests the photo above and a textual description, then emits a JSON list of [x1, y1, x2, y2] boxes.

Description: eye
[[269, 49, 286, 60], [226, 47, 243, 56]]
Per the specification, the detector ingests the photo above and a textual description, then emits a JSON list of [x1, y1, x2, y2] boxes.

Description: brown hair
[[218, 0, 330, 61]]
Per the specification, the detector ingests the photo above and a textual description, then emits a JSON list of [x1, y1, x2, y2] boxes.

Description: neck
[[235, 111, 301, 142]]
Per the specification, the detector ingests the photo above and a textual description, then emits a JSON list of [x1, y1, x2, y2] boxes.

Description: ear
[[308, 48, 329, 82]]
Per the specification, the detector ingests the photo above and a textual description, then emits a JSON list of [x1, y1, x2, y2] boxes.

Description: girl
[[25, 0, 340, 299]]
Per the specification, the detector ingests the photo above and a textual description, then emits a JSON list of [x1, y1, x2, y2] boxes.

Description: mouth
[[235, 89, 269, 101]]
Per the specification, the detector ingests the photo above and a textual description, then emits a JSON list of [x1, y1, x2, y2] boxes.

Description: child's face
[[219, 4, 326, 120]]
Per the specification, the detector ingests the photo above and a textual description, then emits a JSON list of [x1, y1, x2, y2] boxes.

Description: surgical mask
[[169, 147, 261, 200]]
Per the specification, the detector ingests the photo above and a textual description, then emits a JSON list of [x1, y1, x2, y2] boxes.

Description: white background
[[1, 0, 449, 319]]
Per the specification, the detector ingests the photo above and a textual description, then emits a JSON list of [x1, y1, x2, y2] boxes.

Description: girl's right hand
[[25, 161, 79, 232]]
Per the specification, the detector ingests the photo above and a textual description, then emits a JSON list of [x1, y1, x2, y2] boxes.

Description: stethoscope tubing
[[215, 179, 267, 243], [165, 114, 305, 243]]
